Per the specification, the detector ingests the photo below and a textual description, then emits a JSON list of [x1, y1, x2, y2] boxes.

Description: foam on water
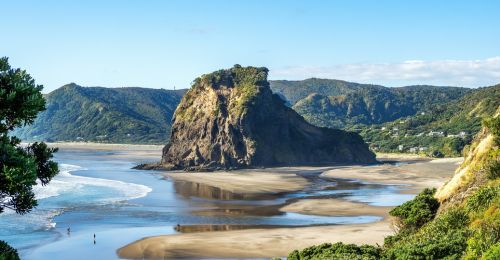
[[0, 163, 153, 243], [33, 163, 152, 202]]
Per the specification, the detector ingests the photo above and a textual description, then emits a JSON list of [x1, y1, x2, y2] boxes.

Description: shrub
[[389, 188, 440, 230], [486, 159, 500, 180], [482, 242, 500, 259], [483, 116, 500, 145], [465, 204, 500, 259], [287, 242, 382, 260], [0, 240, 19, 260], [466, 185, 500, 213], [384, 208, 469, 259]]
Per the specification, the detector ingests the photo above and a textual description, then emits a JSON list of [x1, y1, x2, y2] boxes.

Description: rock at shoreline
[[161, 65, 376, 170]]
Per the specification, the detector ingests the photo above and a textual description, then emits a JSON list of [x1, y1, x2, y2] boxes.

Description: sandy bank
[[280, 198, 392, 218], [117, 221, 392, 259], [42, 142, 163, 160], [45, 142, 163, 151], [323, 158, 462, 193], [166, 170, 309, 194]]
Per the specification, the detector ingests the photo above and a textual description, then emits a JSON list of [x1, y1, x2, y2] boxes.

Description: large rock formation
[[161, 65, 376, 170]]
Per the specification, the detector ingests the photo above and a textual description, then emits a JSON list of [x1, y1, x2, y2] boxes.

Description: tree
[[0, 56, 59, 214], [0, 57, 59, 259]]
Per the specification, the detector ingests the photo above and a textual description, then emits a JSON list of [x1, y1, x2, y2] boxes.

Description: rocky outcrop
[[161, 65, 376, 170]]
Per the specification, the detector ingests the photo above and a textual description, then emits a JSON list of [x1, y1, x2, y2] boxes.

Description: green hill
[[358, 84, 500, 156], [270, 79, 469, 129], [14, 83, 186, 144]]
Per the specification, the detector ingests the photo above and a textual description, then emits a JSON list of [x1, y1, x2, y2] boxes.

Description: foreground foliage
[[288, 242, 381, 260], [0, 240, 19, 260], [0, 57, 59, 259]]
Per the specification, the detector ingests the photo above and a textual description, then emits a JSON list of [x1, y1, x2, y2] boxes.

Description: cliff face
[[435, 108, 500, 208], [161, 65, 376, 170]]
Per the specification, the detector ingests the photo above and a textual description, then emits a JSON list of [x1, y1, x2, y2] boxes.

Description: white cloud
[[270, 57, 500, 87]]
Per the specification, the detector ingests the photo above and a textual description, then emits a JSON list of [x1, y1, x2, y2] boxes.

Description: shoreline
[[117, 157, 460, 259], [117, 221, 393, 259], [43, 142, 164, 151], [323, 157, 462, 193]]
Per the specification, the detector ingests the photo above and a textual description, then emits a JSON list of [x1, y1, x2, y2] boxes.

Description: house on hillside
[[428, 131, 444, 137]]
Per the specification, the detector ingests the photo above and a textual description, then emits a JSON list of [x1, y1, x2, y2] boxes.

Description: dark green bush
[[0, 240, 19, 260], [466, 185, 500, 213], [389, 188, 440, 230], [486, 159, 500, 180], [384, 208, 469, 259], [483, 116, 500, 145], [287, 242, 381, 260]]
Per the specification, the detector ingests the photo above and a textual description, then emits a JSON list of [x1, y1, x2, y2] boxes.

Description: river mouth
[[166, 170, 405, 231], [1, 148, 420, 260]]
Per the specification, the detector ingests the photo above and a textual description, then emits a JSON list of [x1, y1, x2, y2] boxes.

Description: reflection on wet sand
[[191, 204, 284, 217], [174, 224, 288, 233], [173, 180, 280, 200], [173, 173, 400, 223]]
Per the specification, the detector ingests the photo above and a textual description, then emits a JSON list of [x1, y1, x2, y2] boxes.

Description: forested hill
[[270, 79, 470, 129], [359, 84, 500, 156], [14, 83, 186, 144]]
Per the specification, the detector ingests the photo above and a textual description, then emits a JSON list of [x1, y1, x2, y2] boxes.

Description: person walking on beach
[[93, 233, 96, 244], [67, 227, 70, 235]]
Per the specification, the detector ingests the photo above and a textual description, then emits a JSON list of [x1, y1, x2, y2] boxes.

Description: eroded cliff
[[161, 65, 376, 170]]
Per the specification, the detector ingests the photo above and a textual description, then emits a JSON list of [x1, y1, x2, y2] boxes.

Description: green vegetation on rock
[[162, 65, 376, 170]]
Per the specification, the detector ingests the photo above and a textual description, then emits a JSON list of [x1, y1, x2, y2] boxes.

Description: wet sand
[[323, 158, 462, 193], [118, 158, 460, 259], [46, 142, 163, 160], [167, 170, 310, 194], [280, 198, 392, 218], [117, 221, 392, 259], [46, 142, 163, 151]]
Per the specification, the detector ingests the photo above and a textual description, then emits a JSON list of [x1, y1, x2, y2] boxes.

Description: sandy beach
[[118, 221, 392, 259], [45, 142, 163, 160], [323, 158, 462, 193], [166, 170, 310, 194], [118, 157, 460, 259], [280, 198, 392, 218]]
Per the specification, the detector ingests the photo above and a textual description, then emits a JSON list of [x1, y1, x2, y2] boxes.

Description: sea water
[[0, 148, 413, 259]]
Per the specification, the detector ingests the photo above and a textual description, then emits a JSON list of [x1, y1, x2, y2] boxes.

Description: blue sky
[[2, 0, 500, 92]]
